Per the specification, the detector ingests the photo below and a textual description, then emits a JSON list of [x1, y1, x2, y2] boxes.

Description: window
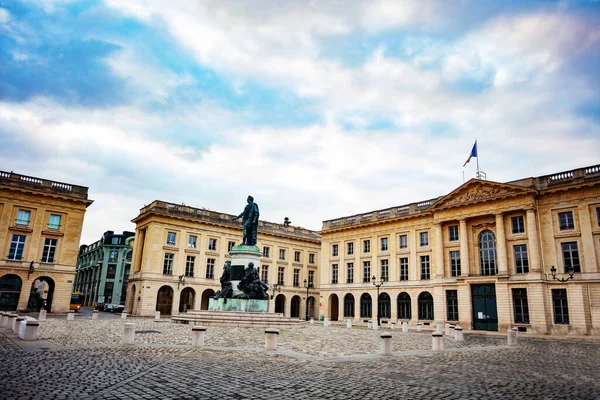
[[418, 292, 434, 320], [111, 237, 119, 245], [278, 267, 285, 285], [206, 258, 215, 279], [104, 282, 114, 303], [188, 235, 197, 248], [552, 289, 569, 324], [514, 244, 529, 274], [380, 259, 389, 282], [420, 255, 430, 280], [16, 209, 30, 226], [419, 231, 429, 247], [331, 264, 338, 284], [397, 293, 411, 320], [332, 244, 338, 257], [399, 257, 408, 281], [558, 211, 574, 230], [228, 241, 235, 252], [511, 216, 525, 234], [279, 249, 286, 261], [512, 288, 530, 324], [308, 253, 315, 264], [399, 234, 408, 249], [450, 251, 461, 277], [48, 214, 61, 230], [294, 251, 301, 263], [344, 294, 355, 318], [293, 269, 300, 286], [263, 246, 270, 258], [185, 256, 195, 277], [41, 238, 57, 263], [561, 242, 580, 273], [378, 293, 391, 319], [308, 270, 315, 285], [449, 225, 459, 241], [108, 250, 118, 262], [166, 232, 176, 245], [360, 293, 372, 318], [208, 238, 217, 251], [346, 262, 354, 283], [163, 253, 174, 275], [362, 261, 371, 283], [597, 207, 600, 227], [479, 230, 497, 276], [107, 264, 116, 279], [363, 239, 371, 253], [380, 237, 388, 252], [347, 242, 354, 255], [261, 265, 269, 283], [446, 290, 459, 321]]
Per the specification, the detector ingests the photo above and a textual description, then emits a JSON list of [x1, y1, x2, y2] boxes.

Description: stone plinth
[[229, 245, 262, 297], [192, 326, 207, 347], [208, 298, 268, 313]]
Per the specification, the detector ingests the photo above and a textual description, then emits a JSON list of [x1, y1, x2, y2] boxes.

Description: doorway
[[471, 284, 498, 331]]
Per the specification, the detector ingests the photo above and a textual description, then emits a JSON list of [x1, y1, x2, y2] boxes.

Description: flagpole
[[475, 138, 480, 179]]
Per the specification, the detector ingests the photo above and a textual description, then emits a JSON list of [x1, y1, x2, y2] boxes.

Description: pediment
[[431, 179, 537, 210]]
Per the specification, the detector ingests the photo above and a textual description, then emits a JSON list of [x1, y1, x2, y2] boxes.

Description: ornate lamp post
[[303, 279, 313, 321], [270, 284, 282, 300], [550, 265, 575, 283], [372, 275, 383, 326]]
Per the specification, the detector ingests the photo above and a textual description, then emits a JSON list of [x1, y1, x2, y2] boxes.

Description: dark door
[[471, 284, 498, 331]]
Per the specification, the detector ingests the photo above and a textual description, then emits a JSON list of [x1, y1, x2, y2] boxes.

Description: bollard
[[92, 310, 99, 320], [67, 311, 75, 321], [191, 326, 207, 348], [309, 317, 314, 325], [507, 327, 518, 346], [18, 317, 32, 339], [121, 312, 128, 320], [436, 323, 443, 334], [402, 321, 409, 333], [390, 322, 396, 330], [445, 323, 450, 336], [0, 312, 7, 328], [455, 326, 464, 342], [380, 333, 393, 356], [23, 320, 39, 341], [449, 324, 456, 338], [8, 314, 17, 331], [155, 311, 161, 321], [417, 322, 423, 332], [14, 316, 26, 333], [38, 310, 47, 322], [432, 332, 444, 351], [323, 318, 329, 327], [123, 323, 135, 345], [367, 321, 372, 329], [264, 328, 280, 351], [346, 319, 352, 329], [373, 319, 379, 330]]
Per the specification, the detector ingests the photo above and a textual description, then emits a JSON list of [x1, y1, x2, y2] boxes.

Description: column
[[434, 223, 444, 277], [526, 209, 541, 272], [354, 295, 361, 321], [459, 219, 470, 276], [495, 213, 508, 275]]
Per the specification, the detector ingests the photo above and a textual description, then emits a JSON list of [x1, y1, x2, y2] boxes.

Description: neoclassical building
[[319, 164, 600, 336], [74, 230, 134, 306], [126, 201, 321, 318], [0, 171, 93, 313]]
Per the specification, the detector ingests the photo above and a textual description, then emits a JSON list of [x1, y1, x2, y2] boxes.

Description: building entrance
[[471, 284, 498, 331]]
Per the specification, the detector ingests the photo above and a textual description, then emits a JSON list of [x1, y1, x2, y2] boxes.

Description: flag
[[463, 141, 477, 167]]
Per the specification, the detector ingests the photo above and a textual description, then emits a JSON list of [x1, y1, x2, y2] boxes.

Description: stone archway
[[179, 287, 196, 313], [28, 276, 55, 312], [200, 289, 215, 310], [307, 296, 316, 319], [329, 293, 339, 321], [0, 274, 22, 311], [290, 295, 301, 318], [156, 286, 174, 315], [275, 294, 286, 315]]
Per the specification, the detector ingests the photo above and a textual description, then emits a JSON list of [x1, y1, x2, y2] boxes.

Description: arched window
[[378, 293, 391, 319], [418, 292, 434, 320], [344, 294, 355, 317], [360, 293, 372, 318], [397, 292, 411, 320], [479, 230, 497, 275]]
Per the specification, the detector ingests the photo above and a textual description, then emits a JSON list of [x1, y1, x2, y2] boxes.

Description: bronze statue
[[213, 261, 233, 300], [232, 195, 259, 246], [235, 263, 269, 300]]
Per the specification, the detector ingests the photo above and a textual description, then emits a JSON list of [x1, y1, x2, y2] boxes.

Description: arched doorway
[[418, 291, 434, 320], [397, 292, 411, 320], [378, 292, 391, 319], [156, 286, 174, 315], [344, 294, 355, 318], [360, 293, 372, 318], [290, 295, 301, 318], [275, 294, 286, 315], [0, 274, 22, 311], [179, 288, 196, 313], [329, 294, 339, 321], [479, 230, 497, 275], [201, 289, 215, 310], [307, 296, 316, 319], [28, 276, 55, 312]]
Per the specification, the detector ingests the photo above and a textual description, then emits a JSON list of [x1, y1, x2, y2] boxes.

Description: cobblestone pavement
[[2, 321, 599, 399]]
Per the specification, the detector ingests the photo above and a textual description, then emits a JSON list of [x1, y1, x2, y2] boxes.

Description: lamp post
[[372, 275, 383, 327], [303, 279, 313, 321], [177, 275, 186, 290], [550, 265, 575, 283], [270, 283, 282, 300]]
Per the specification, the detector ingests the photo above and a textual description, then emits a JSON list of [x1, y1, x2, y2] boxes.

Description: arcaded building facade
[[319, 165, 600, 336], [0, 171, 93, 313], [126, 201, 321, 318]]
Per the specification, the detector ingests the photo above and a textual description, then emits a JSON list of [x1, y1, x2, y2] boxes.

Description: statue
[[232, 195, 259, 246], [235, 263, 269, 300], [214, 261, 233, 300]]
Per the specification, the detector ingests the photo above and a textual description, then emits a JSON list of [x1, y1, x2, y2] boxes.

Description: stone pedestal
[[38, 310, 47, 322], [123, 323, 135, 345], [192, 326, 207, 348], [265, 328, 279, 351], [229, 245, 262, 297], [208, 298, 268, 313], [432, 332, 443, 351], [380, 333, 392, 356]]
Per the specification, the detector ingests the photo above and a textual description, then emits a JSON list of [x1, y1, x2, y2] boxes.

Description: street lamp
[[550, 265, 575, 283], [270, 283, 282, 300], [177, 275, 186, 289], [303, 279, 314, 321], [372, 275, 383, 327]]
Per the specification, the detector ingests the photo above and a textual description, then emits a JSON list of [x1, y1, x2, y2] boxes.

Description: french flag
[[463, 141, 477, 167]]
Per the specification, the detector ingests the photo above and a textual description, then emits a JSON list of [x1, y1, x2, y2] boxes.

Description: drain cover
[[135, 330, 160, 334]]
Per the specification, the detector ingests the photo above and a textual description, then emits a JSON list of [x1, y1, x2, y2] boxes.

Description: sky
[[1, 0, 599, 245]]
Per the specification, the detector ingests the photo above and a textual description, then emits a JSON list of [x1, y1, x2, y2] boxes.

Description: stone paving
[[1, 318, 599, 399]]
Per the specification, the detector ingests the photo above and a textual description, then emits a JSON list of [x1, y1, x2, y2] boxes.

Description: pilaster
[[526, 209, 542, 272], [459, 219, 470, 276], [495, 213, 508, 275]]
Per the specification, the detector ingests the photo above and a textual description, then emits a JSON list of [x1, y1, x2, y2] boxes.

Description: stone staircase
[[170, 310, 306, 328]]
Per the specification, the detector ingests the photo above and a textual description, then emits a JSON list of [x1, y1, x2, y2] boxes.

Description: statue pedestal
[[208, 298, 268, 313], [228, 245, 262, 297]]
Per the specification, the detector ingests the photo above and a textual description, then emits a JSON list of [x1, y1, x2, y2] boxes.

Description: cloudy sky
[[1, 0, 599, 244]]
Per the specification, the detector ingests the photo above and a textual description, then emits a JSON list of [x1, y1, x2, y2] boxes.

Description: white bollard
[[367, 321, 372, 329], [455, 326, 464, 342], [123, 323, 135, 345], [155, 311, 161, 321], [264, 328, 280, 351], [38, 310, 47, 322], [432, 332, 444, 351], [417, 322, 423, 332], [0, 312, 7, 327], [23, 320, 39, 341], [380, 333, 393, 356], [67, 311, 75, 321], [346, 319, 352, 329], [309, 317, 314, 325], [14, 316, 26, 333], [373, 319, 379, 330], [449, 324, 456, 338], [445, 323, 450, 336], [7, 315, 17, 330], [18, 317, 32, 339], [390, 322, 396, 330], [436, 323, 443, 334], [507, 328, 518, 346], [121, 312, 128, 320], [92, 310, 99, 320], [191, 326, 207, 348], [402, 322, 408, 333]]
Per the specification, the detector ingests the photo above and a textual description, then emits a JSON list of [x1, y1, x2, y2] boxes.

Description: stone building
[[126, 201, 321, 318], [74, 230, 134, 306], [319, 164, 600, 336], [0, 171, 93, 313]]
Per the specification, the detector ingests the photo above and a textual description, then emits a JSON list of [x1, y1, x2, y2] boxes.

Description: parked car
[[103, 303, 117, 312], [103, 303, 125, 313], [95, 303, 105, 311]]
